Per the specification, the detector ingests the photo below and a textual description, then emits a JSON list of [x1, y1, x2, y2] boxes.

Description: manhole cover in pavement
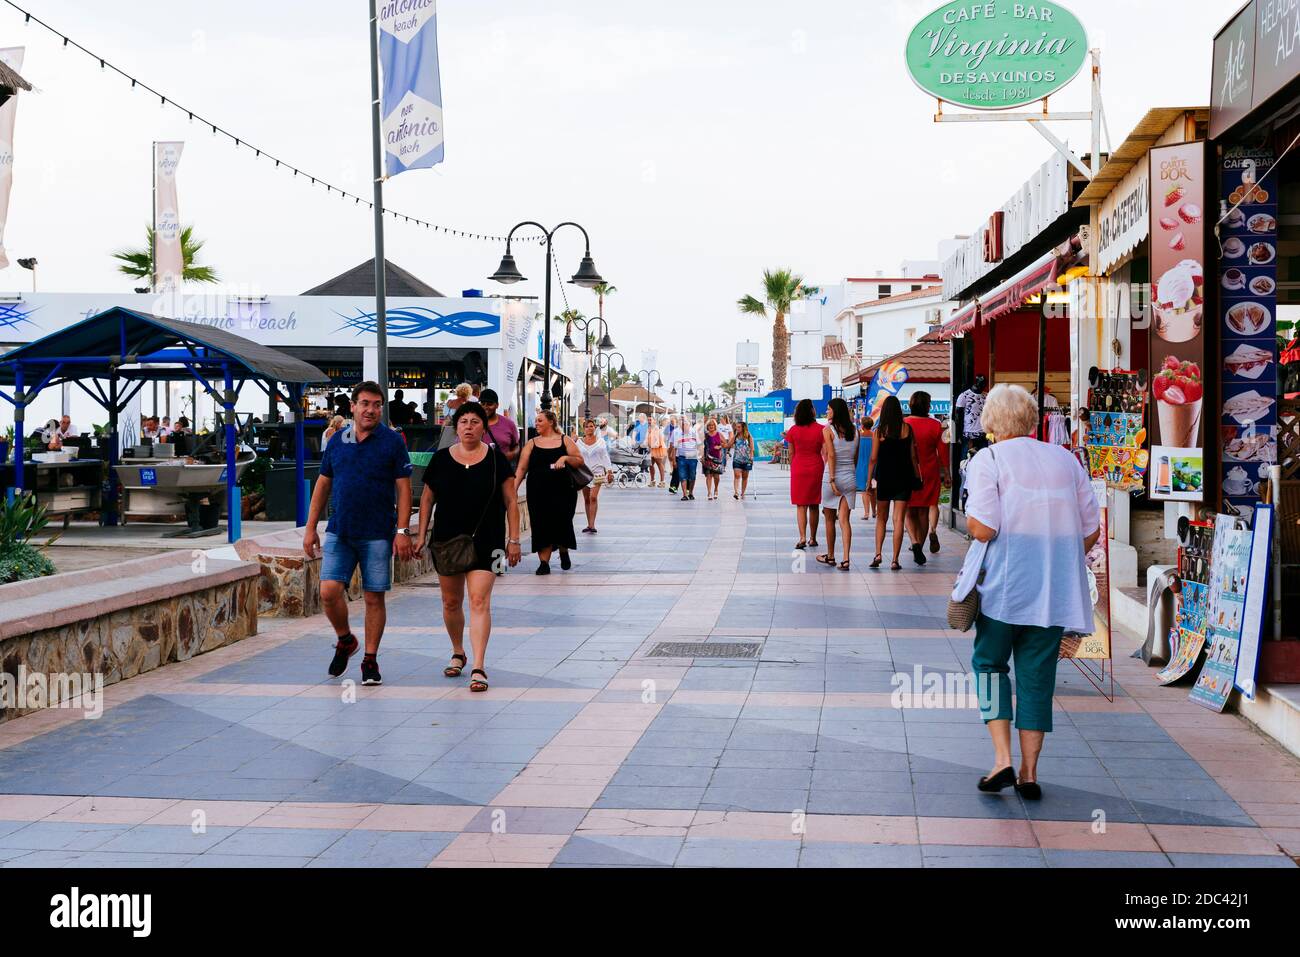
[[647, 641, 762, 659]]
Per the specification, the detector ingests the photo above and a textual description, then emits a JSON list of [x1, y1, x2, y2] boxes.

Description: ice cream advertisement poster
[[1218, 145, 1278, 517], [1061, 483, 1110, 661], [1149, 446, 1203, 502], [1149, 142, 1206, 469], [1190, 516, 1251, 712]]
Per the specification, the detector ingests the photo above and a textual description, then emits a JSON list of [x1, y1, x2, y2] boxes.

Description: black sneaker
[[360, 656, 382, 686], [559, 551, 572, 570], [328, 634, 359, 677]]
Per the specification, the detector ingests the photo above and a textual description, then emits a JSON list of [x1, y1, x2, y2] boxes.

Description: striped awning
[[928, 253, 1060, 342]]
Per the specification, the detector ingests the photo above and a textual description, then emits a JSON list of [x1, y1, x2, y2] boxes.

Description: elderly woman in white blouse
[[964, 385, 1100, 801]]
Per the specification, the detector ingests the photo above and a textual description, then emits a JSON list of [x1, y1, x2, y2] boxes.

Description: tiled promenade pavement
[[1, 464, 1297, 868]]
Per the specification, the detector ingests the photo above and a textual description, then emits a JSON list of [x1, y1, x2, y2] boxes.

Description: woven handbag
[[946, 447, 998, 632], [431, 449, 496, 576]]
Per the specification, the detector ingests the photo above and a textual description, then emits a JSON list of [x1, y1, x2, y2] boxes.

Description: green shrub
[[0, 492, 50, 548], [0, 543, 56, 584]]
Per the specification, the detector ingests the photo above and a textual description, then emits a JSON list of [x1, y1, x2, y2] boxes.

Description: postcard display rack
[[1154, 511, 1271, 711], [1084, 367, 1150, 495]]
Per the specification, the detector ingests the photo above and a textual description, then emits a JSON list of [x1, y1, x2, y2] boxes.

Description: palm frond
[[737, 294, 767, 316]]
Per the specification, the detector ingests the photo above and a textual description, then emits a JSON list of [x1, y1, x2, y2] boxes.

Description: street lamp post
[[670, 380, 695, 418], [592, 351, 629, 430], [636, 368, 664, 419], [489, 222, 606, 411], [563, 315, 615, 422]]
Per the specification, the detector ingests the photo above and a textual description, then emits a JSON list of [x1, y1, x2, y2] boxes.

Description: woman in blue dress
[[855, 413, 875, 521]]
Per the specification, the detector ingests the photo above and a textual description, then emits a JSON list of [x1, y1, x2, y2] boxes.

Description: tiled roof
[[850, 285, 943, 310], [822, 340, 849, 362], [845, 339, 950, 386]]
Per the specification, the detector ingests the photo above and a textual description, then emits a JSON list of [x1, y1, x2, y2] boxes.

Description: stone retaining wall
[[0, 553, 259, 724]]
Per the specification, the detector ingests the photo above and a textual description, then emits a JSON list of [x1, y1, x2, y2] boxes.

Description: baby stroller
[[608, 447, 651, 488]]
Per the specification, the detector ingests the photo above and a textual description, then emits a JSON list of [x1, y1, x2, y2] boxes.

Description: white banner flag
[[500, 301, 535, 417], [378, 0, 445, 175], [0, 48, 24, 271], [153, 141, 184, 291]]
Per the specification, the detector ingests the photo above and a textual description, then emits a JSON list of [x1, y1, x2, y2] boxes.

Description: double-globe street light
[[670, 380, 695, 418], [637, 368, 664, 419], [489, 222, 606, 411], [563, 315, 617, 422]]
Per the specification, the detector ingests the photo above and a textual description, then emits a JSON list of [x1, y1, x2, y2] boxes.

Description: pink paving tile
[[357, 804, 481, 832], [514, 688, 600, 703], [1055, 696, 1144, 713], [1262, 828, 1300, 857], [440, 686, 526, 701], [800, 814, 919, 845], [144, 801, 279, 828], [655, 690, 750, 706], [47, 797, 179, 825], [490, 782, 608, 809], [747, 692, 825, 708], [1148, 824, 1285, 856], [822, 693, 899, 709], [1031, 820, 1160, 852], [615, 665, 689, 680], [530, 745, 632, 766], [427, 860, 549, 868], [1199, 760, 1300, 782], [0, 794, 82, 821], [577, 809, 695, 837], [1215, 778, 1300, 806], [513, 764, 621, 786], [1240, 803, 1300, 828], [251, 802, 380, 829], [689, 811, 802, 841], [605, 677, 681, 692], [548, 729, 646, 749], [433, 832, 566, 864], [917, 817, 1038, 848], [565, 714, 658, 732]]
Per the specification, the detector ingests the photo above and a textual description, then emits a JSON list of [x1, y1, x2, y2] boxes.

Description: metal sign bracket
[[933, 49, 1107, 183]]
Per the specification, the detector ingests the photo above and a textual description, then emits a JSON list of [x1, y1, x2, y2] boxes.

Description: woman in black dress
[[416, 402, 522, 693], [866, 394, 921, 571], [514, 410, 583, 575]]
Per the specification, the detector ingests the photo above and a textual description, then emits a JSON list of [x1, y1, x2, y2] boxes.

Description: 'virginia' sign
[[905, 2, 1088, 111]]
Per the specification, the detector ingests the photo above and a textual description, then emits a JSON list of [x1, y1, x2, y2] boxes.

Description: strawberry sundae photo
[[1153, 356, 1203, 447]]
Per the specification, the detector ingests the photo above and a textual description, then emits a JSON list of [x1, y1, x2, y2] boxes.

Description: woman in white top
[[577, 417, 614, 533], [964, 385, 1101, 801]]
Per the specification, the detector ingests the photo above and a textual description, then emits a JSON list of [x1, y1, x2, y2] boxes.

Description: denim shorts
[[321, 533, 393, 593], [677, 458, 699, 483]]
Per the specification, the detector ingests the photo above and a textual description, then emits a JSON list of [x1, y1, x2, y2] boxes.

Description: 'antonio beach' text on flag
[[0, 47, 24, 271], [378, 0, 445, 176]]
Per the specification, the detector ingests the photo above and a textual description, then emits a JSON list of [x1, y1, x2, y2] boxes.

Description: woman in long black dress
[[514, 410, 583, 575], [866, 394, 921, 571], [416, 402, 522, 692]]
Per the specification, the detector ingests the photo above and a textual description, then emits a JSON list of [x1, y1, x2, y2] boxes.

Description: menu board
[[1219, 145, 1279, 528], [1156, 520, 1214, 685], [1149, 143, 1206, 498], [1084, 368, 1149, 494], [1061, 480, 1111, 661], [1190, 515, 1252, 712]]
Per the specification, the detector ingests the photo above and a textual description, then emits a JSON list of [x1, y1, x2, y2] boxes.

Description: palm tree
[[717, 378, 738, 403], [738, 268, 804, 391], [592, 282, 617, 321], [113, 225, 220, 286]]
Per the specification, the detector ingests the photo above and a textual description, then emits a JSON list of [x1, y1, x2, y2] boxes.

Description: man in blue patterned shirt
[[304, 381, 413, 686]]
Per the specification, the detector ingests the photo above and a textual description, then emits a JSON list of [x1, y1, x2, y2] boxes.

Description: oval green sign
[[905, 2, 1089, 111]]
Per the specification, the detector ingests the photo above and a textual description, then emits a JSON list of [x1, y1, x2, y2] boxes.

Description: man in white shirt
[[671, 422, 701, 501]]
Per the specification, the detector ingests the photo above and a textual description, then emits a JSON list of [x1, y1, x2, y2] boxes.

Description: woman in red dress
[[785, 398, 825, 550], [905, 391, 949, 565]]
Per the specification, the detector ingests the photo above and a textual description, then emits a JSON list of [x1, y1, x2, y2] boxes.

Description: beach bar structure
[[0, 307, 327, 543]]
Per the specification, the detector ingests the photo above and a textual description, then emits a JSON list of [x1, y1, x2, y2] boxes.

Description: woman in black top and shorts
[[416, 402, 521, 692], [866, 395, 921, 571]]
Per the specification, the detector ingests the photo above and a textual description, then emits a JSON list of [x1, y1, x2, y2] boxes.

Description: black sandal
[[444, 653, 467, 678], [839, 560, 850, 571], [469, 669, 489, 693], [816, 554, 835, 566], [795, 541, 807, 550], [870, 555, 882, 568], [890, 561, 902, 571]]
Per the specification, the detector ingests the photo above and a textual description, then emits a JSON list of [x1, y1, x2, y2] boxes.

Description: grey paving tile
[[677, 838, 801, 868], [0, 821, 131, 851], [1042, 849, 1173, 867], [310, 830, 457, 867], [624, 747, 723, 767], [800, 842, 924, 868], [595, 785, 705, 810], [209, 827, 348, 858], [553, 835, 684, 866], [708, 768, 813, 790], [1167, 853, 1297, 868], [922, 845, 1047, 867], [807, 791, 916, 816], [699, 787, 810, 813], [717, 749, 815, 770], [610, 765, 715, 788]]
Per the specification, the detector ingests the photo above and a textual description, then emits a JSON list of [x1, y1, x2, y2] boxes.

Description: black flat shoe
[[1015, 780, 1043, 801], [977, 766, 1017, 793], [911, 543, 927, 566], [536, 561, 551, 576], [559, 551, 572, 571], [929, 531, 941, 554]]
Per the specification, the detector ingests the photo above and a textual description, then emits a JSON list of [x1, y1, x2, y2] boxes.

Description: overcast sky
[[2, 0, 1235, 392]]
